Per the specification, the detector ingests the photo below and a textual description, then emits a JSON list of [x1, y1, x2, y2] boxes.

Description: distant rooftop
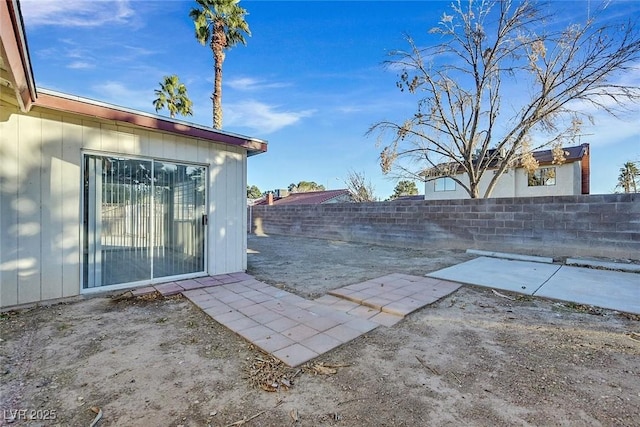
[[254, 189, 351, 205]]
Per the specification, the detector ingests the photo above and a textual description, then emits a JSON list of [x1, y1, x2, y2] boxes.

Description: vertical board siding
[[0, 104, 20, 307], [61, 116, 82, 297], [226, 147, 245, 273], [240, 150, 248, 271], [209, 148, 227, 275], [0, 106, 249, 308], [17, 113, 42, 304], [40, 112, 64, 300], [206, 145, 248, 276]]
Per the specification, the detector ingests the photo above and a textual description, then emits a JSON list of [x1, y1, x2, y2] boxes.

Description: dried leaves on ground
[[245, 352, 350, 393], [245, 354, 297, 392]]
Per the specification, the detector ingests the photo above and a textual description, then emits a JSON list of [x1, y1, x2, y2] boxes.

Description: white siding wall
[[0, 103, 248, 308], [424, 169, 517, 200], [513, 162, 581, 197], [424, 163, 580, 200]]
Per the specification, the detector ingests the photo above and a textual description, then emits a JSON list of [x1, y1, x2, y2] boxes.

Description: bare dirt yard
[[1, 234, 639, 426]]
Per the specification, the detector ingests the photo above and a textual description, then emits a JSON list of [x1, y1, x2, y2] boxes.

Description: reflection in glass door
[[153, 161, 206, 279], [83, 155, 206, 289]]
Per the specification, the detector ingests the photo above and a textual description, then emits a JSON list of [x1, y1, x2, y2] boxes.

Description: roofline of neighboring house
[[35, 89, 268, 156], [255, 189, 352, 205], [0, 0, 37, 112], [1, 0, 267, 156], [421, 143, 589, 177]]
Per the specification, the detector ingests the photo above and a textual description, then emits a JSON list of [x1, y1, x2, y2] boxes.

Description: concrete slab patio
[[427, 256, 562, 295], [427, 257, 640, 314], [536, 266, 640, 314]]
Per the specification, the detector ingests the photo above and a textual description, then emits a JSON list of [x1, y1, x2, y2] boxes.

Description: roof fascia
[[35, 89, 268, 156], [0, 0, 37, 111]]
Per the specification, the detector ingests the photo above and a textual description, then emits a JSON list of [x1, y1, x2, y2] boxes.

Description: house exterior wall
[[424, 162, 582, 200], [0, 102, 247, 308]]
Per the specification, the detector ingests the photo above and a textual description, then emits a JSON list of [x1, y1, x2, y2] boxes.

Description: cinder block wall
[[249, 194, 640, 260]]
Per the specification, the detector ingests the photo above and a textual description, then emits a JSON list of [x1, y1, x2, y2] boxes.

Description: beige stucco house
[[424, 144, 590, 200], [0, 0, 267, 308]]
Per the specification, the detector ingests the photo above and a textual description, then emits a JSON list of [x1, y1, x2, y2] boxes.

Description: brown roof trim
[[35, 89, 268, 155], [532, 143, 589, 166], [421, 143, 590, 177], [255, 189, 352, 205], [1, 0, 37, 111]]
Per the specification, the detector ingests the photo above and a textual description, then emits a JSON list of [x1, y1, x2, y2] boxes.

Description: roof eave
[[35, 89, 268, 155], [1, 0, 37, 112]]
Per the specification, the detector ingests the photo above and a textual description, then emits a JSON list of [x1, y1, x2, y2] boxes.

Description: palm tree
[[190, 0, 250, 129], [617, 161, 640, 193], [153, 75, 194, 119]]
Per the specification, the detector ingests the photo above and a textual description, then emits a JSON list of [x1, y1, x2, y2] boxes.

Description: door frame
[[80, 150, 209, 294]]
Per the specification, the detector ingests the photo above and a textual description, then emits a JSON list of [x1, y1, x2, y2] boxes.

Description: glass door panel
[[152, 162, 206, 279], [83, 155, 206, 289]]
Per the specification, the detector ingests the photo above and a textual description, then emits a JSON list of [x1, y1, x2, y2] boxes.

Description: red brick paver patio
[[136, 273, 461, 367]]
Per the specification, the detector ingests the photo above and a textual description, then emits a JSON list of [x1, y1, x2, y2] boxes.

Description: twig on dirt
[[303, 362, 351, 376], [450, 371, 462, 386], [89, 407, 102, 427], [225, 410, 266, 427], [415, 355, 439, 376], [323, 363, 352, 368], [492, 289, 515, 301], [224, 399, 285, 427], [628, 332, 640, 342]]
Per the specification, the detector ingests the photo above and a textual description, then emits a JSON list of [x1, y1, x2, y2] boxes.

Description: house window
[[434, 177, 456, 192], [528, 167, 556, 186]]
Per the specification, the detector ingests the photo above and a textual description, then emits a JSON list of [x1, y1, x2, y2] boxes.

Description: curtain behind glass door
[[84, 156, 153, 287]]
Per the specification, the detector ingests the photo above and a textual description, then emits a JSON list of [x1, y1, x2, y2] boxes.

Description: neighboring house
[[424, 144, 590, 200], [0, 1, 267, 309], [254, 189, 352, 205]]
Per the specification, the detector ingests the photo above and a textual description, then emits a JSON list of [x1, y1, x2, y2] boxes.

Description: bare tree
[[344, 170, 377, 202], [369, 0, 640, 198]]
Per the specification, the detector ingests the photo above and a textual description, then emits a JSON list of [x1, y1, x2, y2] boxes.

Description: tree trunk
[[469, 181, 480, 198], [212, 21, 226, 130]]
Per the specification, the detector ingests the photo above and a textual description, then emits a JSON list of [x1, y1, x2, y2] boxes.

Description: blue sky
[[20, 0, 640, 199]]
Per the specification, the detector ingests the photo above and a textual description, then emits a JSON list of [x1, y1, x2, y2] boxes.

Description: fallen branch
[[225, 410, 266, 427], [305, 362, 351, 376], [223, 398, 284, 426], [415, 355, 439, 376], [450, 371, 462, 386], [323, 363, 352, 368], [492, 289, 515, 301], [89, 407, 102, 427]]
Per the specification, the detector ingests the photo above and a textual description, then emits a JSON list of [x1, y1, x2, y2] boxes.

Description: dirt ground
[[1, 234, 639, 426]]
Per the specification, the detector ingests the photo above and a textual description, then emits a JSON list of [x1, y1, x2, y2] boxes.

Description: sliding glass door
[[83, 154, 206, 289]]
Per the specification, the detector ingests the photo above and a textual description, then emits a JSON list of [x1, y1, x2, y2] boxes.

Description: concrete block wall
[[249, 194, 640, 260]]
